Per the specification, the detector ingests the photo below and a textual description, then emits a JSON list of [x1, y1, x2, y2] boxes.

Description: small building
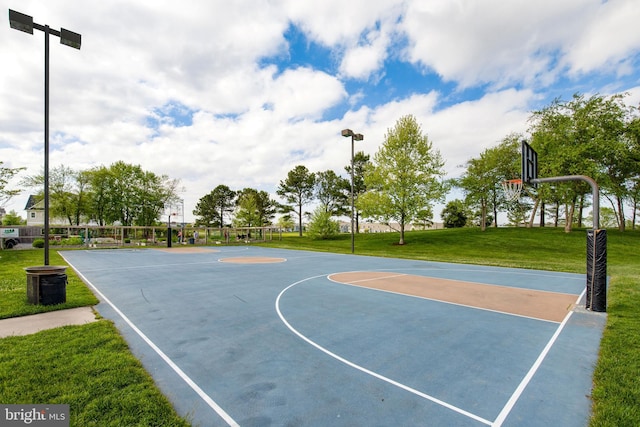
[[24, 195, 68, 226]]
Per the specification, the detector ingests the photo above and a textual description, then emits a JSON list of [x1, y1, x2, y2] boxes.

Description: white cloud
[[282, 0, 403, 46], [266, 67, 347, 119], [339, 28, 390, 80], [2, 0, 639, 224], [563, 0, 640, 76], [400, 0, 637, 89]]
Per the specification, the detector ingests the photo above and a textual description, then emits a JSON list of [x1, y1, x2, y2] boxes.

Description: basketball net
[[501, 179, 523, 201]]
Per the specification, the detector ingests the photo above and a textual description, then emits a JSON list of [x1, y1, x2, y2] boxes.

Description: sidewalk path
[[0, 307, 97, 338]]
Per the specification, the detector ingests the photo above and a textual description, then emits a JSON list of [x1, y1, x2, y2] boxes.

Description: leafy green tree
[[315, 170, 349, 216], [593, 207, 618, 229], [234, 189, 260, 228], [459, 135, 520, 230], [277, 214, 295, 231], [468, 208, 493, 228], [193, 185, 236, 227], [277, 165, 316, 236], [85, 166, 111, 226], [529, 95, 595, 231], [629, 176, 640, 229], [140, 172, 181, 227], [48, 165, 77, 225], [50, 166, 94, 226], [85, 162, 179, 226], [588, 94, 639, 231], [529, 93, 639, 231], [234, 188, 277, 227], [0, 162, 25, 207], [358, 115, 446, 245], [441, 200, 467, 228], [1, 210, 25, 225], [306, 205, 340, 239], [414, 207, 434, 229], [345, 151, 371, 233], [20, 166, 93, 225]]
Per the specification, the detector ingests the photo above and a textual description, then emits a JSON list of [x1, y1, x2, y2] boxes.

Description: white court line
[[276, 275, 493, 426], [491, 288, 587, 426], [62, 256, 239, 427], [334, 272, 409, 284], [339, 268, 584, 296]]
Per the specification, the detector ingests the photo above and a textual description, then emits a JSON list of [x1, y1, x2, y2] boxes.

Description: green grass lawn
[[0, 249, 98, 320], [1, 227, 638, 425], [0, 249, 191, 426]]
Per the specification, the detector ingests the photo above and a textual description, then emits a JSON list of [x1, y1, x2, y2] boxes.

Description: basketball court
[[60, 246, 606, 426]]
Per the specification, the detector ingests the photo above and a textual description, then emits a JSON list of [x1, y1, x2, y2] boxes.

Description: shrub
[[32, 239, 45, 248], [61, 237, 83, 246], [307, 206, 340, 240]]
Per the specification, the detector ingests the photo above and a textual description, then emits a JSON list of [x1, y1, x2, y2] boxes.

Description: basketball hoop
[[501, 179, 523, 201]]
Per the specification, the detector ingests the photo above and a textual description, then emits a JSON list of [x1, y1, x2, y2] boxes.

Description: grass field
[[1, 227, 638, 425], [0, 250, 191, 426]]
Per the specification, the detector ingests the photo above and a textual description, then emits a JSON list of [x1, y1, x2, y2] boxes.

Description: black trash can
[[188, 238, 195, 244], [25, 266, 67, 305]]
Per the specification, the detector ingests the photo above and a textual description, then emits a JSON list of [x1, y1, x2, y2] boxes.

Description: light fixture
[[9, 9, 82, 265], [341, 128, 364, 254]]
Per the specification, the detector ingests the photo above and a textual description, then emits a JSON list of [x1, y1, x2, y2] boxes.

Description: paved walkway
[[0, 307, 97, 338]]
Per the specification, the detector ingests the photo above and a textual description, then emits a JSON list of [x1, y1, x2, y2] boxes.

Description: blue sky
[[1, 0, 639, 223]]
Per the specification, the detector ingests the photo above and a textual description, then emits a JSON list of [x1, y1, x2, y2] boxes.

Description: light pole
[[9, 9, 81, 266], [341, 129, 364, 254]]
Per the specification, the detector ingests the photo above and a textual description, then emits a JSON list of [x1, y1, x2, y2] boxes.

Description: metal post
[[342, 129, 363, 253], [9, 9, 81, 265], [167, 213, 172, 248], [43, 25, 50, 265], [533, 175, 607, 311], [350, 134, 355, 254]]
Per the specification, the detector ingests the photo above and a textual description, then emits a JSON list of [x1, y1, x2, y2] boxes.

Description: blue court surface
[[60, 246, 606, 427]]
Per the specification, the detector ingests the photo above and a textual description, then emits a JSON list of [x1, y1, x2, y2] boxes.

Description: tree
[[306, 205, 340, 239], [0, 162, 25, 207], [277, 165, 316, 236], [193, 185, 236, 227], [85, 162, 179, 226], [358, 115, 446, 245], [529, 95, 596, 231], [85, 166, 111, 226], [629, 176, 640, 229], [345, 151, 371, 233], [528, 93, 639, 231], [50, 166, 94, 225], [277, 214, 295, 231], [234, 188, 277, 227], [315, 170, 349, 216], [441, 200, 467, 228], [458, 135, 520, 230], [589, 94, 639, 231], [139, 172, 182, 227], [20, 165, 93, 225], [234, 189, 260, 228], [414, 207, 434, 229], [1, 210, 25, 225]]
